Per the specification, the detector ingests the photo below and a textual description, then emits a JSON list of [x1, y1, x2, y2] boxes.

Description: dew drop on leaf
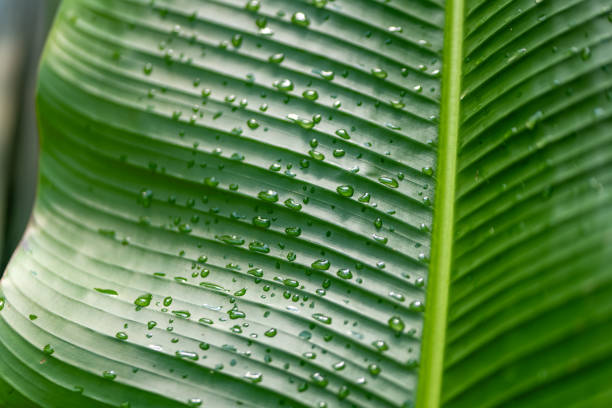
[[247, 118, 259, 129], [187, 398, 203, 407], [371, 339, 389, 352], [273, 79, 294, 92], [303, 89, 319, 100], [378, 176, 399, 188], [312, 259, 330, 270], [115, 332, 128, 340], [336, 268, 353, 279], [336, 185, 354, 197], [244, 371, 263, 383], [371, 67, 388, 79], [284, 198, 302, 211], [43, 344, 54, 355], [311, 372, 329, 387], [258, 190, 279, 202], [312, 313, 332, 324], [134, 294, 152, 307], [291, 12, 310, 27], [388, 316, 405, 334]]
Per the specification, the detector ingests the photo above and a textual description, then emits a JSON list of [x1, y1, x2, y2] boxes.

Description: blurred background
[[0, 0, 59, 269]]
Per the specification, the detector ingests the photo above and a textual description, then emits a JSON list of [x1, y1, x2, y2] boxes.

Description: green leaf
[[0, 0, 611, 407], [0, 0, 441, 406], [436, 1, 612, 407]]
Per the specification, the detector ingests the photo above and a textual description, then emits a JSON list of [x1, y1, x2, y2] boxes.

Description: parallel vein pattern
[[443, 0, 612, 407], [0, 0, 443, 407]]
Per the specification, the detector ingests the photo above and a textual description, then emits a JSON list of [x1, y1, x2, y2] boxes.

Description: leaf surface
[[0, 0, 442, 406]]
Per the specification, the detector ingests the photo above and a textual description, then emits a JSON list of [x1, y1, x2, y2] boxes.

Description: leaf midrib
[[415, 0, 464, 407]]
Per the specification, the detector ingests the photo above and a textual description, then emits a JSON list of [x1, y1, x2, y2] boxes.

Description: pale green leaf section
[[0, 0, 444, 407]]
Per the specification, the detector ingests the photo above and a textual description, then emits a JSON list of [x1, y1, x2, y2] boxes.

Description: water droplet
[[249, 241, 270, 253], [358, 193, 371, 203], [94, 288, 118, 296], [336, 185, 354, 197], [287, 113, 314, 129], [319, 70, 335, 80], [303, 89, 319, 101], [265, 328, 277, 337], [258, 190, 279, 202], [172, 310, 191, 319], [368, 363, 381, 376], [371, 67, 388, 79], [371, 339, 388, 352], [388, 316, 405, 334], [248, 268, 264, 278], [338, 385, 350, 400], [187, 398, 203, 407], [176, 350, 199, 361], [312, 313, 332, 324], [244, 371, 263, 383], [245, 0, 260, 12], [143, 63, 153, 75], [115, 331, 128, 340], [336, 268, 352, 279], [233, 288, 246, 297], [311, 372, 329, 387], [333, 361, 346, 371], [43, 344, 54, 355], [389, 291, 405, 302], [232, 34, 243, 48], [283, 278, 299, 288], [269, 53, 285, 63], [312, 259, 330, 270], [285, 227, 302, 237], [372, 234, 388, 244], [335, 129, 350, 139], [292, 12, 310, 27], [374, 217, 383, 229], [102, 370, 117, 380], [309, 150, 325, 160], [247, 118, 260, 129], [273, 79, 294, 92], [422, 166, 434, 176], [284, 198, 302, 211], [252, 216, 271, 228], [216, 234, 245, 245], [391, 100, 405, 109], [199, 317, 213, 325], [228, 308, 246, 319], [333, 149, 345, 157], [409, 300, 425, 312], [378, 176, 399, 188], [134, 294, 152, 307]]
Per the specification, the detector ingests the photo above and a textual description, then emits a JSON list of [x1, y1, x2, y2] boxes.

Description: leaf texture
[[442, 0, 612, 407], [0, 0, 443, 407]]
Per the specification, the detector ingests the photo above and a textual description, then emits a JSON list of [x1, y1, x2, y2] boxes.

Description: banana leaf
[[0, 0, 610, 407]]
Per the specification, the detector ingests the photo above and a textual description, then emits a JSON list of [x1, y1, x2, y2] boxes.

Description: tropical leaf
[[438, 1, 612, 407], [0, 0, 610, 407]]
